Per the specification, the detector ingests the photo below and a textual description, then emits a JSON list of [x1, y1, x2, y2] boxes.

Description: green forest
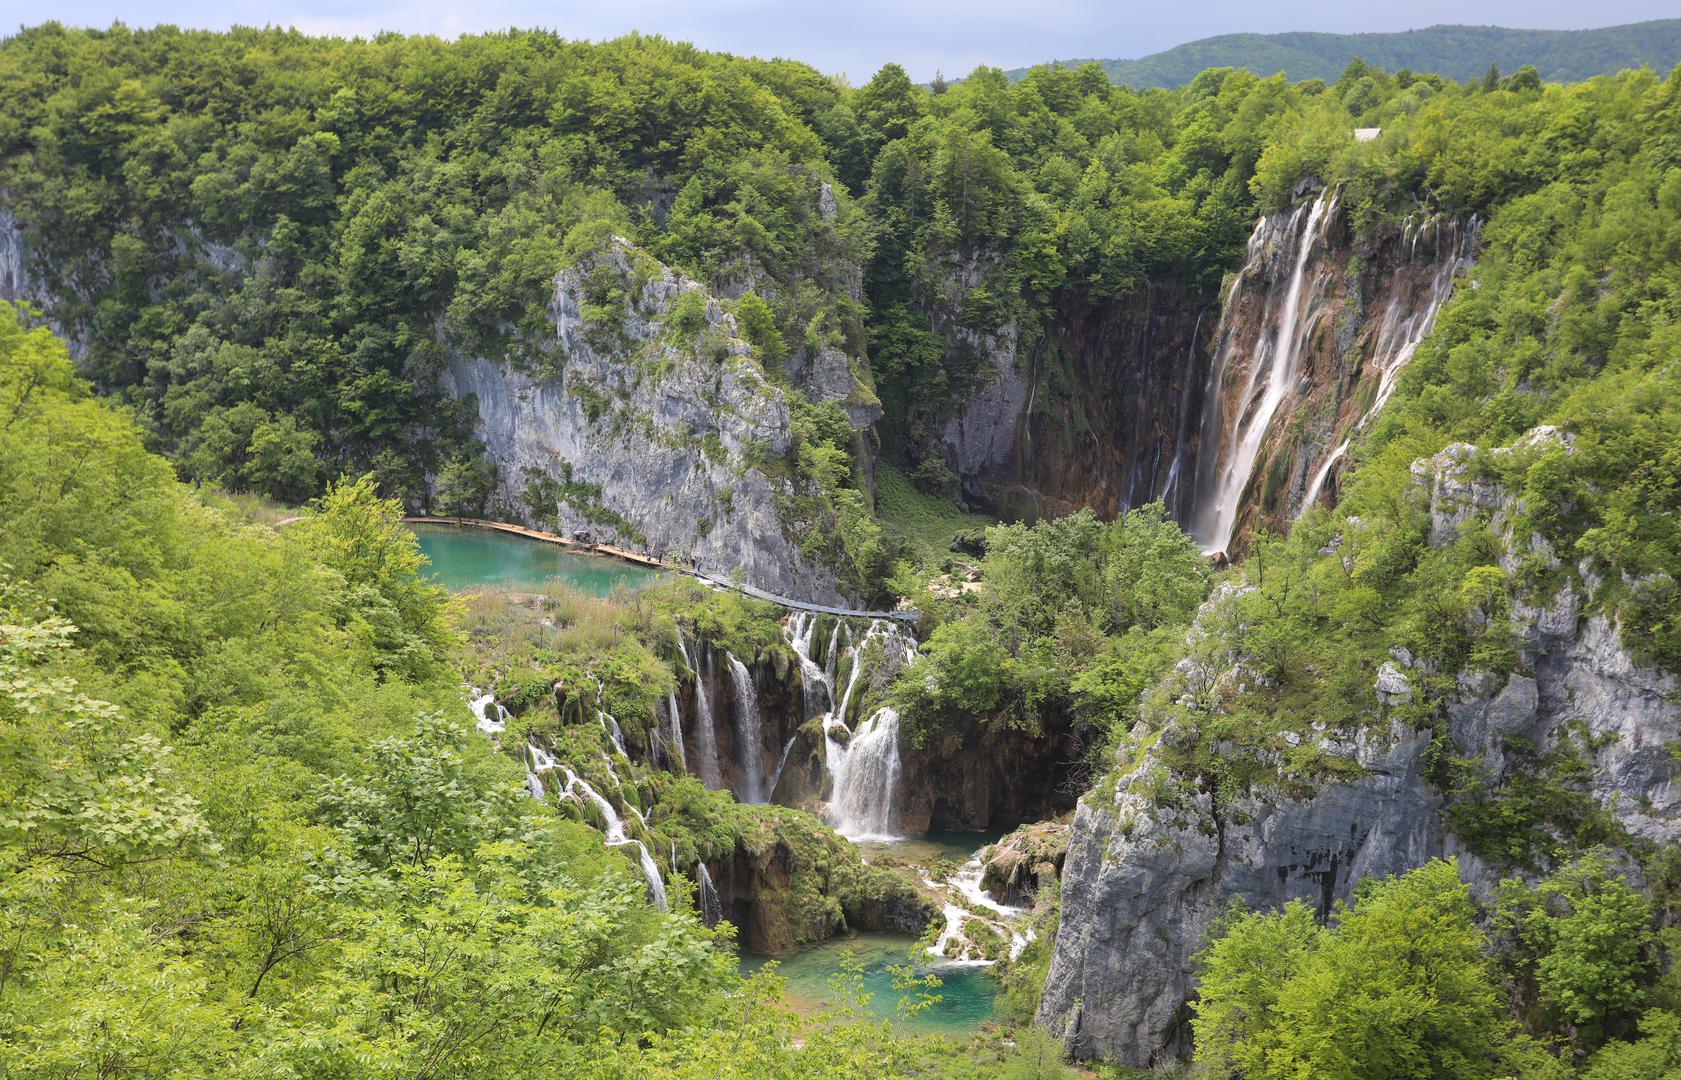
[[1022, 20, 1681, 89], [2, 19, 1681, 1080]]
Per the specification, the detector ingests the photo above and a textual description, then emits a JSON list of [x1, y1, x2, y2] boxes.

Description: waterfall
[[469, 685, 665, 910], [1159, 307, 1208, 516], [680, 631, 723, 790], [524, 742, 557, 801], [695, 862, 723, 927], [1192, 187, 1339, 555], [558, 766, 667, 910], [781, 615, 918, 840], [788, 612, 833, 720], [922, 849, 1034, 965], [598, 709, 627, 757], [725, 653, 766, 803], [469, 688, 508, 734], [768, 735, 798, 800], [1299, 213, 1478, 513], [828, 706, 903, 841], [663, 693, 687, 772]]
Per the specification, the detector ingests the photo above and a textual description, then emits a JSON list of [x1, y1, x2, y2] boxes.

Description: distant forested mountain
[[1012, 20, 1681, 87]]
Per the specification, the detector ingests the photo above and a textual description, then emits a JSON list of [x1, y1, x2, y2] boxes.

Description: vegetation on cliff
[[0, 302, 1081, 1077]]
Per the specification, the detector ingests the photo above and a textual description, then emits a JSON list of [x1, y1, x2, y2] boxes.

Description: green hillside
[[1013, 20, 1681, 87]]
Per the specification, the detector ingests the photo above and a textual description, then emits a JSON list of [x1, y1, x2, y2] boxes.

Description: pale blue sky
[[8, 0, 1677, 82]]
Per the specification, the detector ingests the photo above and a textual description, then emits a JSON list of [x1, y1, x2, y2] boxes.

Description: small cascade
[[468, 688, 509, 734], [662, 693, 687, 773], [1193, 187, 1340, 555], [768, 735, 798, 799], [725, 653, 766, 803], [828, 706, 903, 841], [558, 766, 667, 910], [525, 742, 558, 801], [922, 850, 1034, 966], [598, 709, 627, 757], [695, 862, 723, 927]]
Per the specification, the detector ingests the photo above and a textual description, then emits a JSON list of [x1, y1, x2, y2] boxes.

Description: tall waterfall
[[695, 862, 723, 927], [662, 692, 687, 772], [725, 653, 766, 803], [1299, 212, 1479, 512], [1192, 187, 1339, 554]]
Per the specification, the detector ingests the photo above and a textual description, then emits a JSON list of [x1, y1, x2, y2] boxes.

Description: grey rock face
[[1037, 702, 1447, 1064], [933, 256, 1024, 493], [1037, 429, 1681, 1067], [442, 239, 846, 604], [0, 208, 27, 302]]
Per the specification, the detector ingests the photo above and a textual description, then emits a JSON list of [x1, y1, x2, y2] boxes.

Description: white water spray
[[725, 653, 766, 803]]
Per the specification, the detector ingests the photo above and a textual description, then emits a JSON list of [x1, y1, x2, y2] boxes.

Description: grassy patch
[[875, 464, 996, 569]]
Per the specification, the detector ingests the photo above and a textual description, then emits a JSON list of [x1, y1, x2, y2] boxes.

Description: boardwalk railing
[[403, 516, 919, 623]]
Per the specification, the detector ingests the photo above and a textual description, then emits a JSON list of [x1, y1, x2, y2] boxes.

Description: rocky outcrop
[[980, 819, 1071, 907], [442, 239, 846, 603], [1036, 429, 1681, 1067], [706, 806, 936, 953]]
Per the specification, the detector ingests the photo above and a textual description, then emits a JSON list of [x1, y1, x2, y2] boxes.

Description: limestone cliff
[[933, 190, 1475, 554], [442, 239, 847, 604], [1035, 429, 1681, 1066]]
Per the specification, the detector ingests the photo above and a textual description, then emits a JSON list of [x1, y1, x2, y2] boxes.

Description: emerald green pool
[[410, 524, 660, 596], [740, 933, 999, 1035]]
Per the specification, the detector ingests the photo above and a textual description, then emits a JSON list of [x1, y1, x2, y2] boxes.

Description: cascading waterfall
[[923, 852, 1034, 965], [558, 765, 668, 910], [695, 862, 723, 927], [676, 628, 723, 789], [525, 742, 556, 801], [1192, 187, 1340, 554], [787, 612, 833, 720], [662, 693, 687, 772], [725, 653, 766, 803], [780, 616, 919, 839], [598, 709, 627, 757], [828, 706, 903, 840], [1299, 212, 1479, 512], [469, 688, 510, 734]]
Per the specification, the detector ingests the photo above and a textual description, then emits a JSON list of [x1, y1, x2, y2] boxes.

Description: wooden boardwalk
[[402, 516, 918, 623]]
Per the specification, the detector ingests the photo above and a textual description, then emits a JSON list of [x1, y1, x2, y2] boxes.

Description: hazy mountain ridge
[[1011, 20, 1681, 87]]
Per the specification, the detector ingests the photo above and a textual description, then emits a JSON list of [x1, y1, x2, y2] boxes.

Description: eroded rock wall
[[1036, 430, 1681, 1066], [443, 239, 847, 603]]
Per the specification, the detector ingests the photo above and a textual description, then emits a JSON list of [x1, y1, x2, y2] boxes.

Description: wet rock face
[[1036, 432, 1681, 1067], [897, 723, 1080, 834], [442, 239, 846, 604], [937, 197, 1474, 551]]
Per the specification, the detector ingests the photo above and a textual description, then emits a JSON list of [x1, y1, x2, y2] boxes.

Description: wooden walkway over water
[[402, 516, 918, 623]]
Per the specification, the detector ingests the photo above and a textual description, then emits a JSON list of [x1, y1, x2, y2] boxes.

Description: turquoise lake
[[410, 524, 661, 595], [739, 933, 999, 1035]]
